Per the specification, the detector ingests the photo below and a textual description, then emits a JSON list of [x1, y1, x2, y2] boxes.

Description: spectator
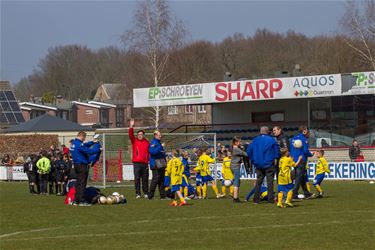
[[55, 154, 67, 196], [49, 145, 58, 158], [15, 153, 25, 164], [230, 136, 248, 203], [148, 130, 167, 200], [290, 125, 314, 200], [70, 131, 101, 206], [273, 126, 288, 181], [36, 150, 51, 195], [23, 154, 38, 194], [61, 144, 70, 155], [190, 148, 198, 162], [1, 154, 13, 166], [349, 139, 361, 162], [48, 155, 58, 195], [63, 154, 75, 193], [247, 126, 280, 204], [128, 119, 150, 199]]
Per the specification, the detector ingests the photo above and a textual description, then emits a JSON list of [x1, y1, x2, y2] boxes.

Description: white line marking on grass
[[0, 227, 60, 239], [2, 219, 374, 242], [1, 209, 372, 240]]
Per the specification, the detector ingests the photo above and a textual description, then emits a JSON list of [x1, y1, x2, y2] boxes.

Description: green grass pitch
[[0, 181, 374, 249]]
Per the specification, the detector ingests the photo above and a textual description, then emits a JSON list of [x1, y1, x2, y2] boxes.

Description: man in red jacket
[[128, 119, 150, 199]]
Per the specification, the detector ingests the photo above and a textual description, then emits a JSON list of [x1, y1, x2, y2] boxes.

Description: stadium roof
[[5, 114, 92, 133]]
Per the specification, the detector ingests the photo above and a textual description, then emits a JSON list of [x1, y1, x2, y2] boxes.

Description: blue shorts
[[171, 184, 181, 193], [202, 175, 214, 183], [231, 167, 241, 187], [181, 175, 189, 187], [196, 173, 202, 186], [313, 173, 325, 186], [278, 184, 293, 193]]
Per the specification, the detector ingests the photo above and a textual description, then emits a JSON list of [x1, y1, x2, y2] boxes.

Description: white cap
[[93, 134, 100, 139]]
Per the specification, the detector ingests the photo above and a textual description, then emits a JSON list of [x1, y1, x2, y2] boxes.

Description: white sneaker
[[136, 195, 141, 199], [184, 197, 191, 201], [144, 194, 149, 199]]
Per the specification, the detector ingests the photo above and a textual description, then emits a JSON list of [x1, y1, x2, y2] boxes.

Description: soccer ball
[[297, 194, 305, 199], [98, 196, 107, 205], [293, 139, 303, 149], [106, 196, 115, 205], [112, 192, 120, 196], [224, 179, 233, 187]]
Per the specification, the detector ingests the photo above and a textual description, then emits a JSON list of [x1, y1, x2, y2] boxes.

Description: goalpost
[[89, 132, 217, 188]]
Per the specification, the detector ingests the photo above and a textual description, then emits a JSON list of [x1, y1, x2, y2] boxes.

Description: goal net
[[88, 132, 217, 188]]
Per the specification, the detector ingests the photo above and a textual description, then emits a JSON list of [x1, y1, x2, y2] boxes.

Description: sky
[[0, 0, 346, 84]]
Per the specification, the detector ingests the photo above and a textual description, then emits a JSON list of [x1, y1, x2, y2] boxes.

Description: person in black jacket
[[55, 154, 67, 195], [23, 154, 38, 194], [273, 126, 288, 182], [48, 155, 57, 194], [349, 140, 361, 162], [64, 154, 77, 193]]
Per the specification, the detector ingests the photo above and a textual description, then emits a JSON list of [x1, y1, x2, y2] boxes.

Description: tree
[[340, 0, 375, 70], [121, 0, 187, 128], [41, 91, 56, 104]]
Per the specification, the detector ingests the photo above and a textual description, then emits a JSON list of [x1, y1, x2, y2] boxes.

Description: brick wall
[[109, 107, 116, 128], [74, 104, 100, 125]]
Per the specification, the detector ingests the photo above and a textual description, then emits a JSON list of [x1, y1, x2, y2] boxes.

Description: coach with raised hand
[[128, 118, 150, 199], [290, 126, 314, 200], [70, 131, 101, 206], [148, 130, 167, 200], [247, 126, 280, 204]]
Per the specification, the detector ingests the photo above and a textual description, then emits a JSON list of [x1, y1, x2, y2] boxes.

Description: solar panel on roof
[[0, 91, 6, 101], [5, 112, 16, 123], [14, 113, 25, 123], [9, 101, 21, 111], [0, 113, 8, 123], [4, 91, 16, 101], [0, 101, 11, 111]]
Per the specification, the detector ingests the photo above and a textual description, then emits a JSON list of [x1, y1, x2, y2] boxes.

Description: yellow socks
[[212, 184, 219, 196], [202, 184, 207, 198], [286, 191, 293, 204], [316, 185, 323, 193], [184, 187, 188, 197], [277, 192, 283, 205], [306, 182, 311, 192], [230, 186, 234, 195], [180, 197, 185, 203], [221, 186, 226, 195], [197, 186, 202, 197]]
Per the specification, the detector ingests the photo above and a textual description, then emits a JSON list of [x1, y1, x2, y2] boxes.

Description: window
[[100, 109, 109, 128], [168, 106, 178, 115], [185, 105, 193, 114], [116, 108, 124, 127], [85, 109, 94, 115], [198, 105, 206, 113]]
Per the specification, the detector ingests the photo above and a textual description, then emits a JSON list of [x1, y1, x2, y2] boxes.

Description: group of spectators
[[0, 132, 102, 207], [21, 145, 75, 196]]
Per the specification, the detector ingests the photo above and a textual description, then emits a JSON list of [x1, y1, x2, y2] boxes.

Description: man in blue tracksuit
[[247, 126, 280, 204], [70, 131, 101, 206], [148, 130, 166, 200], [290, 126, 314, 199]]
